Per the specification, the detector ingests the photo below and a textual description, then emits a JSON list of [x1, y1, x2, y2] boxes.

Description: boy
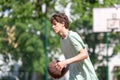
[[50, 13, 98, 80]]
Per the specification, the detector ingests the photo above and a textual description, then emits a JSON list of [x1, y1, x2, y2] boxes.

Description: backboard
[[93, 7, 120, 32]]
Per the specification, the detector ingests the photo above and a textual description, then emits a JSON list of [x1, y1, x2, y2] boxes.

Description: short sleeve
[[68, 33, 85, 53]]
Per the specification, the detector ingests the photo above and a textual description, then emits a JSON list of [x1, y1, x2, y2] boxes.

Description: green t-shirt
[[60, 31, 98, 80]]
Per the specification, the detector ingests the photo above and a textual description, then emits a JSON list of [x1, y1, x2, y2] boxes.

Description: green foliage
[[110, 32, 120, 55], [113, 43, 120, 55], [96, 66, 107, 80], [11, 1, 34, 18], [0, 0, 55, 76], [113, 66, 120, 80]]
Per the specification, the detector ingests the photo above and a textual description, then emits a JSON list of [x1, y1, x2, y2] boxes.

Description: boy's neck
[[60, 29, 69, 39]]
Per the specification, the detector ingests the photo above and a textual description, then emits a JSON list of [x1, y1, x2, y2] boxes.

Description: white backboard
[[93, 7, 120, 32]]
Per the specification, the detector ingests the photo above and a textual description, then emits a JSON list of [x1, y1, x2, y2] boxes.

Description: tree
[[0, 0, 57, 79]]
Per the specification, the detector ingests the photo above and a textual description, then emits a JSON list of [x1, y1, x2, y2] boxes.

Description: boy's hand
[[55, 60, 67, 71]]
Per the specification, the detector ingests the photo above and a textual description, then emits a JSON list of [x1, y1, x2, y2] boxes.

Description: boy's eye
[[52, 20, 57, 25], [52, 22, 56, 25], [53, 23, 56, 25]]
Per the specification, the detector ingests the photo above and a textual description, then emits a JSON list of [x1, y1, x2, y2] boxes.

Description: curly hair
[[50, 13, 69, 29]]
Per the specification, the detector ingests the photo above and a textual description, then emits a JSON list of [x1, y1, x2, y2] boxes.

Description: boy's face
[[52, 21, 64, 34]]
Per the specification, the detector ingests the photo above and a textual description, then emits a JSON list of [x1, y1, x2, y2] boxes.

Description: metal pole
[[106, 32, 108, 80], [44, 19, 48, 80]]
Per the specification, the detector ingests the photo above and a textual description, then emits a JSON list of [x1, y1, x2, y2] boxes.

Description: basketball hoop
[[93, 7, 120, 33], [107, 13, 120, 32]]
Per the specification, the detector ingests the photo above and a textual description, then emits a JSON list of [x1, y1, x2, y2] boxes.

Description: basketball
[[48, 60, 69, 79]]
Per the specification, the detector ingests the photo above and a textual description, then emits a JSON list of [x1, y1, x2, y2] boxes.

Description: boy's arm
[[55, 48, 88, 71]]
